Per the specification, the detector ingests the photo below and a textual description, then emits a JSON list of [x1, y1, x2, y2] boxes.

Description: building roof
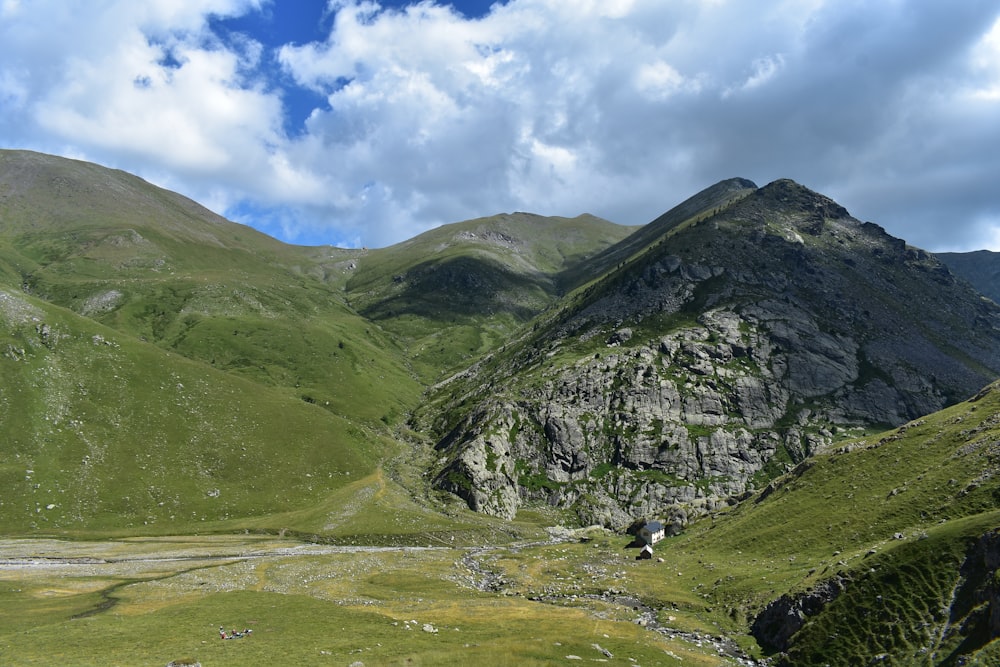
[[643, 521, 664, 532]]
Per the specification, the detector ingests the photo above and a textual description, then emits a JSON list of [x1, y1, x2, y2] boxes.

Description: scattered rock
[[592, 643, 613, 658], [607, 328, 633, 345]]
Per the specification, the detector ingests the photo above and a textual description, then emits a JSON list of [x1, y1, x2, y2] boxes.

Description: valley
[[2, 149, 1000, 664], [0, 531, 755, 666]]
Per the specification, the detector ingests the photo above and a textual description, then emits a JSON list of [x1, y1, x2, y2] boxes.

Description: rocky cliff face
[[429, 179, 1000, 527]]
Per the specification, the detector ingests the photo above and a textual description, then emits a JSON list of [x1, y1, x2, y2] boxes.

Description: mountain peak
[[754, 178, 850, 219]]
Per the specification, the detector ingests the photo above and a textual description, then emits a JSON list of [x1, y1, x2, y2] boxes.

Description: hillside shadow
[[357, 255, 557, 323]]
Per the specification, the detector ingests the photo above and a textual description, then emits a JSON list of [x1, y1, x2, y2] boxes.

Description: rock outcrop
[[430, 179, 1000, 526], [750, 574, 851, 653], [755, 527, 1000, 664]]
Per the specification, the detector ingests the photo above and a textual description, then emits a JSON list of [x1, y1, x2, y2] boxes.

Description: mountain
[[937, 249, 1000, 304], [673, 380, 1000, 665], [0, 150, 420, 421], [0, 149, 632, 536], [344, 211, 638, 380], [5, 149, 1000, 662], [0, 150, 428, 535], [424, 178, 1000, 527], [4, 149, 1000, 537]]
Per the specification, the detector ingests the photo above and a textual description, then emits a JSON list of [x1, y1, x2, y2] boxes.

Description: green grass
[[780, 512, 1000, 666], [0, 289, 391, 536], [4, 151, 1000, 665], [0, 536, 718, 666]]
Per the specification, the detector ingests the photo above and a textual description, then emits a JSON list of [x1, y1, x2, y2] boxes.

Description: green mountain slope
[[345, 211, 637, 379], [0, 150, 421, 426], [670, 381, 1000, 664], [0, 286, 386, 535]]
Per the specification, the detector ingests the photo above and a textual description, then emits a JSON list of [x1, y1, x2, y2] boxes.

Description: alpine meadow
[[3, 149, 1000, 666]]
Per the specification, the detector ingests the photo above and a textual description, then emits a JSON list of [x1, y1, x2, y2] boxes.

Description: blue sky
[[1, 1, 999, 251], [207, 1, 500, 136]]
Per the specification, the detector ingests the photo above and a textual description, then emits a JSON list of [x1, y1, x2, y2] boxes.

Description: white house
[[638, 520, 665, 545]]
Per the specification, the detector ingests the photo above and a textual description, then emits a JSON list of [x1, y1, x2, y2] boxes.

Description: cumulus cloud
[[1, 0, 999, 250]]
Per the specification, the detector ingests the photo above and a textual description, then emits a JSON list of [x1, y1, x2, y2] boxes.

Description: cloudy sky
[[1, 0, 999, 251]]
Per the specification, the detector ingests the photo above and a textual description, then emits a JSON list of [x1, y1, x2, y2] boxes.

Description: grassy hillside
[[664, 382, 1000, 664], [345, 212, 637, 380], [0, 286, 380, 535], [0, 151, 441, 538]]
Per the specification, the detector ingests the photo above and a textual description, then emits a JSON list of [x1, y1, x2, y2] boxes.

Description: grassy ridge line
[[341, 212, 637, 380], [0, 221, 423, 426]]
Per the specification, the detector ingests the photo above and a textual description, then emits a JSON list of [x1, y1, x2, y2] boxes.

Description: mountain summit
[[2, 149, 999, 539], [426, 178, 1000, 527]]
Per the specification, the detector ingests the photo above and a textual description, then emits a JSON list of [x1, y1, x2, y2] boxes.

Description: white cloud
[[635, 61, 691, 100], [1, 0, 999, 251], [968, 16, 1000, 100], [729, 54, 785, 95]]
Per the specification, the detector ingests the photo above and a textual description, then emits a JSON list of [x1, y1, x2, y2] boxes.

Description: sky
[[1, 1, 999, 251]]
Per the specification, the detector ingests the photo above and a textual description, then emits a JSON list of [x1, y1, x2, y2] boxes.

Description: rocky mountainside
[[424, 178, 1000, 527], [937, 249, 1000, 304]]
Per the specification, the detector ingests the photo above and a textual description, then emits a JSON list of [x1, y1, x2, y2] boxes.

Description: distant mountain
[[345, 211, 638, 380], [425, 178, 1000, 527], [936, 249, 1000, 304]]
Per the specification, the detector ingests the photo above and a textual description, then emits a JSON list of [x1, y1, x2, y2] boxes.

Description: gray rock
[[431, 180, 1000, 527]]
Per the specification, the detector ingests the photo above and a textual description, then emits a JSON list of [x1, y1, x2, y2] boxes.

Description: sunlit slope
[[0, 291, 398, 533], [0, 149, 421, 427], [0, 286, 391, 535], [668, 382, 1000, 664]]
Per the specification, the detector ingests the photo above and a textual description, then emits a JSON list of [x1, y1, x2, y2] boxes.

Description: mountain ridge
[[424, 177, 1000, 527], [4, 149, 1000, 663]]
